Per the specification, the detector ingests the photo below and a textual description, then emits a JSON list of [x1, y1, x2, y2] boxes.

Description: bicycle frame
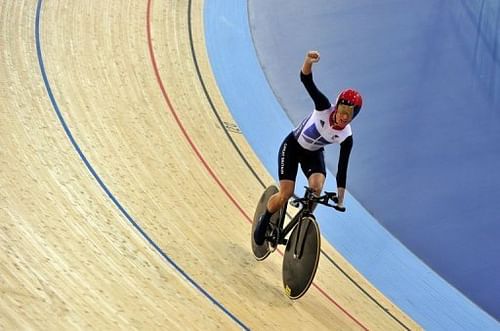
[[272, 188, 320, 248], [268, 187, 337, 250], [275, 203, 297, 242]]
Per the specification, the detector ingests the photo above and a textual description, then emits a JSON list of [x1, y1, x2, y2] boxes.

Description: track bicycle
[[251, 185, 340, 299]]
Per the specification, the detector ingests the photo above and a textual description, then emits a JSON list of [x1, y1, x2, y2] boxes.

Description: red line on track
[[146, 1, 368, 330]]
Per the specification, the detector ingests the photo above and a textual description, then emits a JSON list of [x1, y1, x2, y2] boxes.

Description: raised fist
[[305, 51, 320, 63]]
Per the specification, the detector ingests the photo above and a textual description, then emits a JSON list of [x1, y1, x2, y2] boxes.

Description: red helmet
[[336, 89, 363, 119]]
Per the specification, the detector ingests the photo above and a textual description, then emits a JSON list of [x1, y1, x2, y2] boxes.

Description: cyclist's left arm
[[336, 135, 353, 210]]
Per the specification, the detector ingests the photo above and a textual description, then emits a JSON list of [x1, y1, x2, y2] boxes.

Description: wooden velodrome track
[[1, 1, 421, 330]]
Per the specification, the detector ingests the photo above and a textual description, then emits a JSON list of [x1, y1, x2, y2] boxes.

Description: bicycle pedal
[[265, 229, 279, 250], [266, 232, 276, 243]]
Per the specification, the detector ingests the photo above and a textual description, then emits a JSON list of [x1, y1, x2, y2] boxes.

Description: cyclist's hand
[[332, 196, 346, 212], [305, 51, 320, 64]]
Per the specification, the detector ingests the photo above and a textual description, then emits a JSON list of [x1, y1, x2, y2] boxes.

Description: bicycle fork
[[293, 213, 313, 259]]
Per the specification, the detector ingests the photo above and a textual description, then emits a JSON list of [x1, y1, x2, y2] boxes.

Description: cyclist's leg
[[308, 173, 325, 196], [254, 180, 295, 245], [302, 149, 326, 211], [267, 179, 295, 213], [301, 148, 326, 195], [254, 133, 298, 244], [269, 133, 300, 213]]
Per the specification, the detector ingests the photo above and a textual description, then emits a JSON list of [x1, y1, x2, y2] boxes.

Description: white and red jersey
[[293, 105, 352, 151]]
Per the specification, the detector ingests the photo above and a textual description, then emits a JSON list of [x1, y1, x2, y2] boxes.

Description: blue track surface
[[204, 0, 499, 329]]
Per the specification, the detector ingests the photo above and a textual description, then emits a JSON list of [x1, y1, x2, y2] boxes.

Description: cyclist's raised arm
[[300, 51, 331, 111], [336, 135, 353, 209]]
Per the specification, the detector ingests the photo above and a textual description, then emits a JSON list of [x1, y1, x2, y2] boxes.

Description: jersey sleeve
[[336, 135, 353, 188], [300, 72, 331, 111]]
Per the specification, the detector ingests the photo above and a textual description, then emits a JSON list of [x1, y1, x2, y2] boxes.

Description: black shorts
[[278, 132, 326, 181]]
